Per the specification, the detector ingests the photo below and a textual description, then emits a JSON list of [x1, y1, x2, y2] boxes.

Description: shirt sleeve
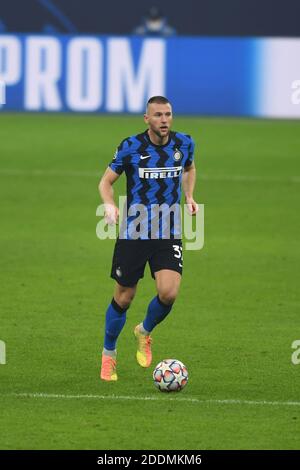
[[109, 138, 130, 175], [184, 137, 195, 168]]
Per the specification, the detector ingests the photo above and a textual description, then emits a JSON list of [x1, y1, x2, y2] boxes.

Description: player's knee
[[159, 289, 178, 306], [114, 282, 137, 309], [114, 290, 135, 309], [114, 297, 131, 310]]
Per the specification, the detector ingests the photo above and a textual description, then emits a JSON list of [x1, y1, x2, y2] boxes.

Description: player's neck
[[147, 129, 169, 146]]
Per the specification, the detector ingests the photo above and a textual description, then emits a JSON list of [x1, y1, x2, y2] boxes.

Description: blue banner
[[1, 34, 299, 117]]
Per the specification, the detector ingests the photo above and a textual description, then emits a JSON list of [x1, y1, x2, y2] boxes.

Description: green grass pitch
[[0, 113, 299, 449]]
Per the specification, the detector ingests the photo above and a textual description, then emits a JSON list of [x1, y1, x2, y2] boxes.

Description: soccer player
[[99, 96, 198, 381]]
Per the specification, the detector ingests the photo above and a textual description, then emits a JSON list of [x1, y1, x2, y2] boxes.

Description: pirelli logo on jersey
[[138, 166, 182, 179]]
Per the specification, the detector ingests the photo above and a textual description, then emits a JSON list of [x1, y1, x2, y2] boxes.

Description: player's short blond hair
[[146, 96, 171, 112]]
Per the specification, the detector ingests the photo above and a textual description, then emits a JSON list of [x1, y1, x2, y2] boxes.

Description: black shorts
[[110, 239, 183, 287]]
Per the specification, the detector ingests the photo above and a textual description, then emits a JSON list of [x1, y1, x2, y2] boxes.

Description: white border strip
[[2, 392, 300, 407]]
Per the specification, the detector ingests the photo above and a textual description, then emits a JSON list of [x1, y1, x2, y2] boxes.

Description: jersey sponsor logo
[[138, 166, 182, 179]]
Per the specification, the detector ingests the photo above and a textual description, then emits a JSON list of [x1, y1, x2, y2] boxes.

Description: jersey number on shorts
[[172, 244, 183, 268]]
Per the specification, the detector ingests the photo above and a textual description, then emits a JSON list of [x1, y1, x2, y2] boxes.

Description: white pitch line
[[0, 168, 299, 184], [0, 168, 97, 178], [202, 174, 300, 184], [2, 392, 300, 407]]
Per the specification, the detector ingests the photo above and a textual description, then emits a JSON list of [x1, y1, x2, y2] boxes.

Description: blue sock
[[104, 298, 127, 351], [143, 295, 173, 333]]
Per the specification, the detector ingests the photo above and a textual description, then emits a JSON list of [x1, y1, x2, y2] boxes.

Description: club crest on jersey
[[173, 149, 182, 161], [116, 266, 122, 277]]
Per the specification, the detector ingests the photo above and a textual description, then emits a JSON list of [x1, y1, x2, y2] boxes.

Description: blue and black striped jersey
[[109, 130, 195, 239]]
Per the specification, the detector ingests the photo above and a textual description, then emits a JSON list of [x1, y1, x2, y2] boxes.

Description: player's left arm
[[182, 161, 199, 215]]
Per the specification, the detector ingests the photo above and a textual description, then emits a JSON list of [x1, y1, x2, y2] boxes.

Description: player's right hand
[[104, 204, 119, 225]]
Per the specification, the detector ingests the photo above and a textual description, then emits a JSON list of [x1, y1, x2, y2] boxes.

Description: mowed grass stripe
[[0, 168, 299, 183]]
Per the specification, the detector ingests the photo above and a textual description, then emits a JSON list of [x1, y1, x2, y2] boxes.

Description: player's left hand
[[185, 197, 199, 216]]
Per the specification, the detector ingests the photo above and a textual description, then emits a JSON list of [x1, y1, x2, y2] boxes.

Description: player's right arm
[[99, 138, 130, 225], [98, 167, 120, 224]]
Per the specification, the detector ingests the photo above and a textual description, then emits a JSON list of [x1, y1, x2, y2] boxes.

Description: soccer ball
[[153, 359, 188, 392]]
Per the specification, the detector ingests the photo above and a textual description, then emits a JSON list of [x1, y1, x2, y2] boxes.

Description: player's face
[[144, 103, 173, 139]]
